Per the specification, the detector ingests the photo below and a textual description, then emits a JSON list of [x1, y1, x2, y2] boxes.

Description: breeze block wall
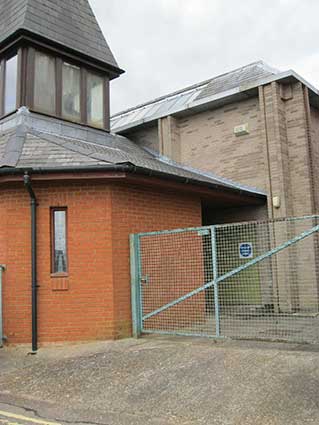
[[0, 179, 203, 344]]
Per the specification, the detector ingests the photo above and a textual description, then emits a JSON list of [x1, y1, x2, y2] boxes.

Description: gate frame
[[0, 265, 5, 347], [130, 235, 142, 337], [130, 215, 319, 339]]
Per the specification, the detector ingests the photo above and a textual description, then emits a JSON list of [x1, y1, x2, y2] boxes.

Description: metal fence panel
[[131, 216, 319, 343]]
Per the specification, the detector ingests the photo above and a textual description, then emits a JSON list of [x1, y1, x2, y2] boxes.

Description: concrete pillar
[[259, 82, 319, 312], [158, 116, 181, 162]]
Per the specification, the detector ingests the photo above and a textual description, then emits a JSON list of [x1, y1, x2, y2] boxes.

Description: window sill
[[51, 272, 69, 279], [51, 274, 69, 291]]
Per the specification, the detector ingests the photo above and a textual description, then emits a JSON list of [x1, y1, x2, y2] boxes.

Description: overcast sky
[[91, 0, 319, 115]]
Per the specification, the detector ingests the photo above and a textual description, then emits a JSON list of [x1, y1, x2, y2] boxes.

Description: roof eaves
[[0, 163, 266, 201]]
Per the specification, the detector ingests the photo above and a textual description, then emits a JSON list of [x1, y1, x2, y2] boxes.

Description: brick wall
[[1, 182, 114, 344], [110, 183, 202, 338], [0, 179, 202, 344]]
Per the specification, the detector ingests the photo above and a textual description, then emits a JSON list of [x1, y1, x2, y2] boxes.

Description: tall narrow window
[[62, 62, 80, 122], [51, 208, 68, 274], [87, 72, 104, 128], [34, 52, 56, 114], [4, 55, 18, 114]]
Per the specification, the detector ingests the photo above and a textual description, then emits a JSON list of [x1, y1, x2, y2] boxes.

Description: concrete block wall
[[123, 81, 319, 221], [179, 97, 267, 193], [126, 125, 160, 153]]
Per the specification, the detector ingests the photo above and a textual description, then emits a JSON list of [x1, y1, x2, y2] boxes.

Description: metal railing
[[132, 215, 319, 343]]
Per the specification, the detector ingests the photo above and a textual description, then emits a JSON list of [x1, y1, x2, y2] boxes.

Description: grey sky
[[91, 0, 319, 115]]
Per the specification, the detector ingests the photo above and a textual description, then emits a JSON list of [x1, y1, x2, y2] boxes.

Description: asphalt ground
[[0, 337, 319, 424]]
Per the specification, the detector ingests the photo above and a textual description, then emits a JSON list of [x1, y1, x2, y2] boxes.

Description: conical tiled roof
[[0, 0, 121, 72]]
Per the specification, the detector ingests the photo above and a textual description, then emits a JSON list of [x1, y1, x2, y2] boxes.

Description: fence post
[[0, 265, 5, 348], [130, 235, 142, 338], [211, 226, 220, 337]]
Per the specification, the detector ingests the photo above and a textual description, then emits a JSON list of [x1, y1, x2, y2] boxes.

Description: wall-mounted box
[[273, 196, 281, 209], [234, 123, 249, 136]]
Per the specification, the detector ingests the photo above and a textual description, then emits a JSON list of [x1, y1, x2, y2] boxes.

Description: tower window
[[4, 55, 18, 115], [62, 62, 81, 122], [34, 52, 56, 114], [0, 48, 110, 130], [87, 72, 104, 129]]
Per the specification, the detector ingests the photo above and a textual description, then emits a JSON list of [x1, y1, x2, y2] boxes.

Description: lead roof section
[[0, 0, 121, 72], [111, 61, 280, 132]]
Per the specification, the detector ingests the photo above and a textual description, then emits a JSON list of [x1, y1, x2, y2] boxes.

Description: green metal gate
[[131, 216, 319, 343]]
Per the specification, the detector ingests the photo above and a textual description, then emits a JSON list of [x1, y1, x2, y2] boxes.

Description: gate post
[[0, 265, 5, 348], [211, 226, 220, 337], [130, 235, 142, 337]]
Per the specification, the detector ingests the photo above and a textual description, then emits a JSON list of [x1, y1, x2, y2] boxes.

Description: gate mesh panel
[[140, 230, 211, 335], [138, 216, 319, 343]]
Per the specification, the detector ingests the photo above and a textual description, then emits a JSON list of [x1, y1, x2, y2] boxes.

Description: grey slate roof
[[195, 61, 277, 101], [0, 0, 121, 71], [111, 61, 280, 132], [0, 108, 266, 199]]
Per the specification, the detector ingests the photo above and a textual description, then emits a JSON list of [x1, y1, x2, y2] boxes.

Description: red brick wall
[[139, 231, 206, 332], [110, 183, 202, 338], [1, 182, 114, 344], [0, 180, 202, 344]]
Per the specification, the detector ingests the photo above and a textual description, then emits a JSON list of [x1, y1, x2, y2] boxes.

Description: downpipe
[[24, 173, 38, 353]]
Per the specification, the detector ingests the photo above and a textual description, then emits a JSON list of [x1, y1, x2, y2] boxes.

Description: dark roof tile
[[0, 111, 266, 200], [0, 0, 120, 70]]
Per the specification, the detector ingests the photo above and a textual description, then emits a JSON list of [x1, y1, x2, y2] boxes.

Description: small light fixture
[[273, 196, 281, 209]]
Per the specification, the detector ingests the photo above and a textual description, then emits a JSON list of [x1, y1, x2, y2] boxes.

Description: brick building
[[0, 0, 265, 349], [111, 61, 319, 224]]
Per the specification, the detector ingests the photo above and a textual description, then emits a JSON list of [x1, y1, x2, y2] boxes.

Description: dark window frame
[[0, 45, 110, 130], [61, 60, 82, 123], [50, 207, 69, 277], [87, 70, 106, 129], [0, 48, 20, 118], [33, 50, 57, 115], [30, 48, 109, 130]]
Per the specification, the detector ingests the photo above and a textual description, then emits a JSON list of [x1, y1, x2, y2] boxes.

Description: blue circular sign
[[239, 243, 253, 259]]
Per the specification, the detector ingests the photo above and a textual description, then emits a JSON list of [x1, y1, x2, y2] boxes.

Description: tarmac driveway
[[0, 337, 319, 425]]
